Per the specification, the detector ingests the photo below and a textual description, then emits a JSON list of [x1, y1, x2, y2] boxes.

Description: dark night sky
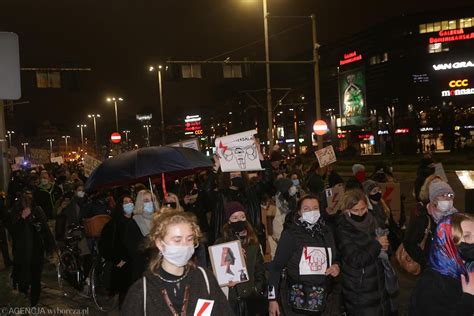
[[1, 0, 473, 140]]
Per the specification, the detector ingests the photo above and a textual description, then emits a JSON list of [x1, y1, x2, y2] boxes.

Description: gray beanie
[[363, 180, 378, 195], [352, 164, 365, 175], [429, 181, 454, 202]]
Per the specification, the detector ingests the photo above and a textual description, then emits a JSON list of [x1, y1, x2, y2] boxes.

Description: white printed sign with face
[[299, 247, 332, 275]]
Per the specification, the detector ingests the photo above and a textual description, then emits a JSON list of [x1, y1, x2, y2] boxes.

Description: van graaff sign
[[433, 60, 474, 71], [441, 79, 474, 97], [429, 29, 474, 44]]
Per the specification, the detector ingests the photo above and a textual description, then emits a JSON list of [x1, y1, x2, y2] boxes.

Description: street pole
[[0, 100, 9, 192], [114, 101, 119, 132], [144, 125, 151, 147], [263, 0, 274, 150], [311, 14, 323, 150], [123, 130, 130, 143], [21, 142, 28, 160], [63, 136, 69, 153], [157, 69, 166, 145]]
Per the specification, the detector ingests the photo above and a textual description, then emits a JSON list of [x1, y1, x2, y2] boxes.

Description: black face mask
[[230, 220, 246, 233], [458, 242, 474, 261], [165, 202, 177, 209], [231, 177, 244, 189], [370, 192, 382, 202], [350, 212, 367, 222]]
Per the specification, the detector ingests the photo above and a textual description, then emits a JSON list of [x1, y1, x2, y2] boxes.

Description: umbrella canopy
[[85, 146, 212, 191]]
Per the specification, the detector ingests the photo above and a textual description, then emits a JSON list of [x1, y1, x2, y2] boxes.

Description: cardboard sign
[[434, 163, 448, 182], [215, 130, 262, 172], [29, 148, 50, 165], [325, 184, 345, 214], [378, 182, 401, 222], [193, 299, 215, 316], [315, 145, 337, 168], [50, 156, 64, 165], [84, 155, 102, 177]]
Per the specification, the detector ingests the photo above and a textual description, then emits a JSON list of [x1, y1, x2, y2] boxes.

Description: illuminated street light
[[106, 97, 123, 131], [123, 130, 131, 143], [61, 135, 70, 153], [87, 114, 101, 153], [21, 142, 28, 160], [47, 138, 55, 153], [6, 130, 14, 147], [143, 124, 151, 147], [77, 124, 87, 147], [148, 65, 167, 145]]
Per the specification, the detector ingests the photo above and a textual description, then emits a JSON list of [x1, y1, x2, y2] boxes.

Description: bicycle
[[56, 224, 118, 312]]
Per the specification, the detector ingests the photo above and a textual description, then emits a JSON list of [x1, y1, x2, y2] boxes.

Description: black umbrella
[[85, 146, 212, 191]]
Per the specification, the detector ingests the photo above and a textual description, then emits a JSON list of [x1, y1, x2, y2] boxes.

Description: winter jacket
[[306, 171, 325, 195], [34, 183, 63, 219], [336, 215, 390, 316], [123, 218, 151, 283], [403, 205, 435, 269], [410, 268, 474, 316], [121, 267, 234, 316], [214, 236, 266, 303]]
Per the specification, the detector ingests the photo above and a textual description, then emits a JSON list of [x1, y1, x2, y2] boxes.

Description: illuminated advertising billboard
[[338, 68, 366, 126]]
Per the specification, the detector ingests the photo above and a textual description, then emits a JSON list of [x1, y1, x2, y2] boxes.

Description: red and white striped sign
[[193, 299, 214, 316], [110, 132, 121, 144]]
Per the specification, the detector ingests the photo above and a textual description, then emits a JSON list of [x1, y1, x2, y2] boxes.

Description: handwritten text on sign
[[315, 145, 337, 168]]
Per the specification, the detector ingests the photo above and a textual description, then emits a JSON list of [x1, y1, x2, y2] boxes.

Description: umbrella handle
[[148, 177, 160, 208]]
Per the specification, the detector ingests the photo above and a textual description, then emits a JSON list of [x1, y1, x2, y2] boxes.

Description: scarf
[[429, 216, 467, 280], [427, 203, 457, 224], [298, 217, 326, 238], [345, 211, 376, 234], [133, 212, 154, 237]]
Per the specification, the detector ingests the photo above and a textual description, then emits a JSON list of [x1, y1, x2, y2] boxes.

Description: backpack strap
[[143, 276, 147, 316], [198, 266, 210, 295]]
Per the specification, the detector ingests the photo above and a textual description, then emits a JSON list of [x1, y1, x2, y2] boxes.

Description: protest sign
[[84, 155, 102, 177], [29, 148, 50, 165], [169, 138, 200, 151], [325, 184, 345, 215], [315, 145, 337, 168], [50, 156, 64, 165], [378, 182, 401, 222], [215, 130, 262, 172], [14, 156, 24, 165]]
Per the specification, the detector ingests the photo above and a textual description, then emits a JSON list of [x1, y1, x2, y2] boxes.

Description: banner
[[378, 182, 401, 222], [29, 148, 50, 165], [215, 130, 262, 172], [84, 155, 102, 177], [315, 145, 337, 168], [50, 156, 64, 165], [339, 68, 366, 126]]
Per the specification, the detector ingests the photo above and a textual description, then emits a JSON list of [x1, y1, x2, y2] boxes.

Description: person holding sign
[[214, 201, 266, 316], [121, 210, 233, 315], [336, 189, 390, 315], [268, 195, 340, 316]]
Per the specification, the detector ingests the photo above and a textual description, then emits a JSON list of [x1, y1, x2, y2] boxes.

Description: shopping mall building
[[318, 6, 474, 155]]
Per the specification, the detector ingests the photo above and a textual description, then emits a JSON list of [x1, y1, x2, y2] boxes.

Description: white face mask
[[143, 201, 154, 213], [437, 200, 453, 212], [161, 242, 195, 267], [76, 191, 85, 198], [301, 210, 320, 224], [289, 186, 298, 196]]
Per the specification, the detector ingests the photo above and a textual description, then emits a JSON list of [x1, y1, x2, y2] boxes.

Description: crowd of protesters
[[0, 146, 473, 316]]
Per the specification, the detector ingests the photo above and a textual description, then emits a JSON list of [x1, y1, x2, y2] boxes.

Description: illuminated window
[[381, 53, 389, 62], [428, 43, 449, 54], [419, 24, 427, 33], [426, 23, 434, 33], [433, 22, 441, 32], [448, 20, 457, 30], [36, 71, 61, 88], [181, 64, 202, 78], [223, 65, 243, 78], [461, 18, 472, 28], [442, 20, 449, 30]]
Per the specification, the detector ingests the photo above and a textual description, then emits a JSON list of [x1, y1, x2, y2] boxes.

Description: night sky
[[1, 0, 473, 141]]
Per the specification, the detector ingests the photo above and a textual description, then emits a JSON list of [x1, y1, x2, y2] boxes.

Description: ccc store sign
[[449, 79, 469, 87]]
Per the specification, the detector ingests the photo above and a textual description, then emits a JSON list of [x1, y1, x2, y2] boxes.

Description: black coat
[[33, 183, 63, 219], [410, 268, 474, 316], [123, 218, 151, 283], [336, 215, 390, 316], [403, 205, 435, 269], [121, 267, 234, 316]]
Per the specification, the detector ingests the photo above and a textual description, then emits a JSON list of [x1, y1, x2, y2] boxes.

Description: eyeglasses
[[440, 193, 455, 199]]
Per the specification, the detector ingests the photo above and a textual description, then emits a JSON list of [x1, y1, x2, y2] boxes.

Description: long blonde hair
[[163, 192, 184, 212], [147, 210, 202, 274], [133, 189, 160, 215]]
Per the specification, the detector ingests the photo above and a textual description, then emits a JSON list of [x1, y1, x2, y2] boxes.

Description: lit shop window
[[428, 43, 449, 54], [419, 17, 472, 34], [460, 18, 473, 28]]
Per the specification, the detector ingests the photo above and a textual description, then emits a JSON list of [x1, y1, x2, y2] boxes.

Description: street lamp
[[77, 124, 87, 148], [106, 97, 123, 132], [143, 124, 151, 147], [21, 142, 28, 160], [61, 135, 70, 153], [123, 130, 130, 143], [47, 138, 54, 153], [6, 130, 14, 147], [88, 114, 101, 153], [149, 65, 167, 145]]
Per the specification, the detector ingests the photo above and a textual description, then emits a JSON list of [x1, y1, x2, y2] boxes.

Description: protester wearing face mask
[[427, 181, 457, 223], [410, 212, 474, 315], [214, 201, 266, 316], [345, 164, 365, 190], [99, 195, 135, 307], [272, 178, 298, 245], [336, 189, 391, 315], [121, 210, 232, 315], [124, 189, 160, 284], [33, 171, 63, 219], [162, 193, 184, 212], [268, 195, 340, 316]]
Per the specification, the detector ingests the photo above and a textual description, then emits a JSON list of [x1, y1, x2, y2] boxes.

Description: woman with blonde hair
[[161, 192, 184, 212], [121, 210, 232, 315], [410, 212, 474, 315], [124, 189, 160, 284]]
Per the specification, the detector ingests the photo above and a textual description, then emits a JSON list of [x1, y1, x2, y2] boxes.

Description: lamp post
[[61, 135, 70, 153], [88, 114, 101, 153], [123, 130, 130, 143], [106, 97, 123, 132], [21, 142, 28, 160], [6, 130, 14, 147], [149, 66, 167, 145], [261, 0, 274, 149], [143, 125, 151, 147], [47, 138, 54, 154], [77, 124, 87, 148]]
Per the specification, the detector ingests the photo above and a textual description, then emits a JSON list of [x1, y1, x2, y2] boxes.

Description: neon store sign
[[441, 79, 474, 97], [429, 29, 474, 44], [433, 60, 474, 71], [339, 51, 362, 66]]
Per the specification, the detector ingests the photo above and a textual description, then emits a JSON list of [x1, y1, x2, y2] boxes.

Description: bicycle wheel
[[57, 251, 80, 297], [90, 260, 118, 312]]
